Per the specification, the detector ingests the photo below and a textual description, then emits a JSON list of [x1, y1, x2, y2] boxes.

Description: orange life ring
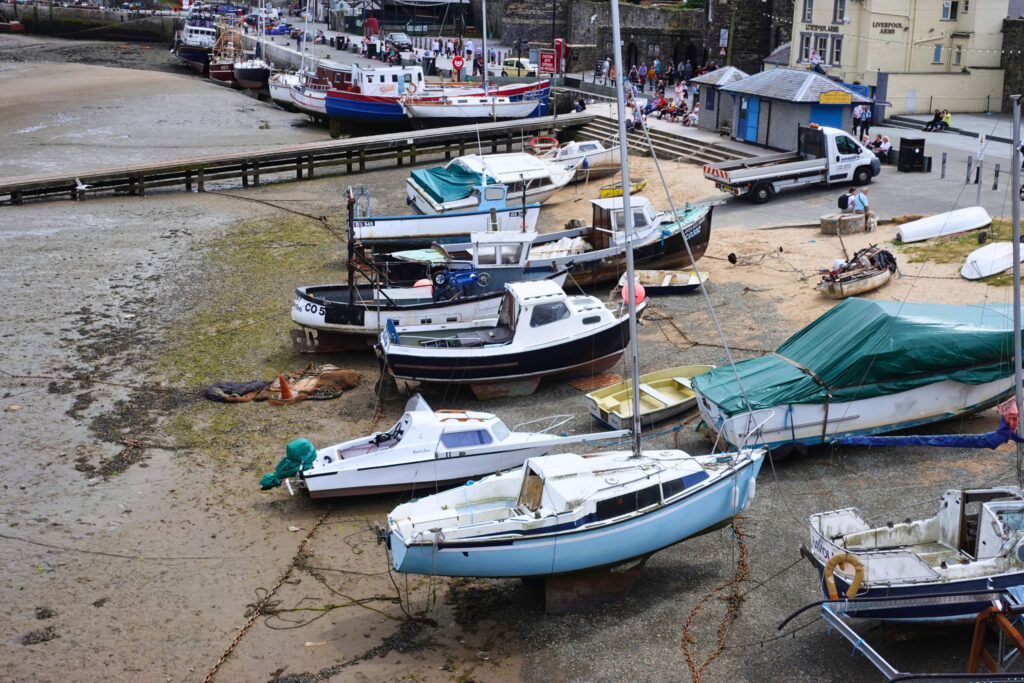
[[406, 82, 417, 94], [529, 136, 558, 153]]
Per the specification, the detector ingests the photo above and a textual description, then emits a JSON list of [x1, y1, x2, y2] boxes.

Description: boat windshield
[[491, 421, 510, 441], [613, 208, 648, 230]]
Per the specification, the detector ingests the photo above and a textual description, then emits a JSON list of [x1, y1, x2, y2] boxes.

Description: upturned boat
[[894, 206, 992, 243], [961, 241, 1024, 280]]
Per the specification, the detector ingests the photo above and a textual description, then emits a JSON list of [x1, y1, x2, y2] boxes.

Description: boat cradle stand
[[780, 586, 1024, 679]]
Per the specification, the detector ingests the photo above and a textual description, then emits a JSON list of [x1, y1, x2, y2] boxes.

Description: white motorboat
[[894, 206, 991, 243], [280, 394, 626, 498], [376, 279, 639, 399], [406, 153, 576, 214], [351, 184, 539, 249], [541, 139, 620, 171], [961, 241, 1024, 279], [269, 69, 301, 111]]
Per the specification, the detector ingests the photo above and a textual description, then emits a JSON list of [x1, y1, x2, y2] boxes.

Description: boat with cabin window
[[171, 9, 219, 73]]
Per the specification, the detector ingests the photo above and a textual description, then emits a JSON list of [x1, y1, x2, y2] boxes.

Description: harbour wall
[[0, 3, 181, 43]]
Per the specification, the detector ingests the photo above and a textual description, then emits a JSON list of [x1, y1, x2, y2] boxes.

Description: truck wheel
[[749, 183, 772, 204], [853, 166, 872, 185]]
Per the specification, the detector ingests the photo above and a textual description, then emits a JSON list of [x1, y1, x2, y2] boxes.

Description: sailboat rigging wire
[[634, 117, 754, 419]]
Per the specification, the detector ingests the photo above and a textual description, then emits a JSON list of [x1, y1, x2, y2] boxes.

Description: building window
[[707, 88, 716, 111], [831, 36, 843, 65], [954, 45, 962, 65], [963, 0, 969, 12], [832, 0, 846, 24], [799, 34, 812, 62], [815, 35, 829, 60], [801, 0, 813, 23], [941, 1, 959, 20], [932, 44, 943, 63]]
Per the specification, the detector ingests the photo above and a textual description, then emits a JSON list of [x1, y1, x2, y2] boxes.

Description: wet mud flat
[[1, 55, 1018, 682]]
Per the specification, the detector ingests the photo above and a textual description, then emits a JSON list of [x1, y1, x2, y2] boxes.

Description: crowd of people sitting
[[862, 134, 892, 162]]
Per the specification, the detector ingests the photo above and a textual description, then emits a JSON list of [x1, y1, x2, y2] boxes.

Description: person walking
[[851, 104, 863, 138], [602, 58, 610, 85], [858, 105, 872, 138], [853, 187, 876, 232]]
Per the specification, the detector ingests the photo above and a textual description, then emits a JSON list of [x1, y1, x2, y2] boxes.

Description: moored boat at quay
[[171, 10, 218, 73]]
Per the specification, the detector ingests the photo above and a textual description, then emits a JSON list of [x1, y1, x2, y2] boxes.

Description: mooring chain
[[681, 522, 750, 683], [202, 508, 331, 682]]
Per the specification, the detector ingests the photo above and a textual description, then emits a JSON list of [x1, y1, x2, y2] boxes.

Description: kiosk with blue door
[[739, 96, 759, 142]]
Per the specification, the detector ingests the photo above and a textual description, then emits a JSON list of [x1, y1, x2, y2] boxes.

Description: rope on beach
[[649, 312, 766, 355], [207, 190, 348, 242], [202, 507, 331, 683], [681, 521, 749, 683]]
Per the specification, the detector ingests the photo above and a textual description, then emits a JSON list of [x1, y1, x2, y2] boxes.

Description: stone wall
[[705, 0, 790, 75], [569, 1, 704, 69], [0, 3, 180, 43], [1002, 19, 1024, 113]]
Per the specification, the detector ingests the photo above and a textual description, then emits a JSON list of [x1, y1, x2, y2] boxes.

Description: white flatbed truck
[[703, 123, 881, 203]]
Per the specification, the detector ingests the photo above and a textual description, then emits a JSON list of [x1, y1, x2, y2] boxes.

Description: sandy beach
[[2, 34, 1022, 682]]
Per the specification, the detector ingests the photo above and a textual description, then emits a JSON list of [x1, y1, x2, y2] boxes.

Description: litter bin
[[367, 43, 377, 59], [898, 137, 926, 172], [329, 36, 335, 47], [422, 54, 436, 76]]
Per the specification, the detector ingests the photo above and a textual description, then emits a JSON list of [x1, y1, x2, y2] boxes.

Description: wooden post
[[198, 168, 205, 192], [397, 145, 403, 167], [185, 169, 193, 192], [506, 133, 512, 152], [12, 190, 23, 205], [491, 135, 498, 153], [253, 160, 260, 186], [137, 175, 145, 197], [459, 140, 465, 156], [307, 154, 314, 178], [410, 144, 416, 164], [359, 149, 365, 172], [346, 150, 353, 174], [241, 162, 249, 188], [296, 155, 303, 179], [70, 185, 78, 201]]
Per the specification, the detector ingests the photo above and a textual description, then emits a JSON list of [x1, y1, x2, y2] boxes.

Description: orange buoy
[[412, 278, 433, 293]]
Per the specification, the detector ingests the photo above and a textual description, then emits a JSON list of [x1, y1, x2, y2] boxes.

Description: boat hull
[[209, 61, 236, 88], [586, 365, 712, 430], [302, 444, 552, 498], [353, 205, 540, 249], [234, 65, 269, 89], [291, 85, 327, 116], [818, 269, 891, 298], [175, 45, 210, 73], [390, 455, 762, 577], [961, 241, 1024, 280], [380, 315, 632, 386], [697, 375, 1015, 450], [895, 206, 991, 243]]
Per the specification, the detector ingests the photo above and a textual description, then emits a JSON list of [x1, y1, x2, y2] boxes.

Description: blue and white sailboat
[[385, 0, 766, 583]]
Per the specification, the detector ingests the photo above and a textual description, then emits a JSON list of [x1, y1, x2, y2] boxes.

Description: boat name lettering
[[683, 224, 702, 239], [811, 534, 833, 560]]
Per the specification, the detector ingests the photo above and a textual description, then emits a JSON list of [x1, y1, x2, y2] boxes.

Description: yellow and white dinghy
[[585, 365, 714, 430]]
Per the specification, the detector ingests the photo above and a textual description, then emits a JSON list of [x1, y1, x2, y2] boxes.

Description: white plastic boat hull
[[895, 206, 991, 243], [403, 99, 539, 120], [352, 205, 540, 246], [817, 269, 892, 298], [961, 241, 1024, 280]]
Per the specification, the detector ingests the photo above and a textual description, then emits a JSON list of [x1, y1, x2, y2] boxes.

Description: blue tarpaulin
[[836, 421, 1024, 449]]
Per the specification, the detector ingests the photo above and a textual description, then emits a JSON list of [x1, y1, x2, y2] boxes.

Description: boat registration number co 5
[[294, 300, 326, 317]]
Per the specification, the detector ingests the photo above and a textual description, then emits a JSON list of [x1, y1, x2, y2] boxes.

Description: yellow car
[[501, 57, 537, 77]]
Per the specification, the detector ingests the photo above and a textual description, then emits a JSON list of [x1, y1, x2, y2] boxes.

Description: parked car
[[265, 23, 290, 34], [501, 57, 537, 77], [385, 31, 412, 51]]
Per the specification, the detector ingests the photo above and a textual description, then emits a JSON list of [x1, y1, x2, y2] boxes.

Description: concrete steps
[[571, 115, 751, 166]]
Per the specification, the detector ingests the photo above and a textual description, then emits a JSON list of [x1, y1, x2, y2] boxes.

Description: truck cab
[[703, 124, 880, 203]]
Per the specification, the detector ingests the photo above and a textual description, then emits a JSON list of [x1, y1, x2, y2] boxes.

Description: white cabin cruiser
[[406, 153, 576, 214], [290, 394, 625, 498]]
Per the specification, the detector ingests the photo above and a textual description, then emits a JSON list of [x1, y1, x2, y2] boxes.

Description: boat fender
[[744, 478, 756, 509], [823, 553, 864, 600]]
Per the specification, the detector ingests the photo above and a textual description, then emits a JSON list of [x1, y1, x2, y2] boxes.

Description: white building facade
[[788, 0, 1006, 114]]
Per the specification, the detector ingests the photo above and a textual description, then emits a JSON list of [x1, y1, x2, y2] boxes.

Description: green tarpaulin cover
[[692, 298, 1020, 417], [260, 438, 317, 490], [410, 165, 493, 204]]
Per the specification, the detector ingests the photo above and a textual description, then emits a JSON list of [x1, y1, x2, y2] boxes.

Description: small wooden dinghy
[[894, 206, 991, 243], [815, 245, 897, 299], [617, 269, 709, 296], [961, 241, 1024, 280], [599, 177, 646, 198], [585, 365, 714, 429]]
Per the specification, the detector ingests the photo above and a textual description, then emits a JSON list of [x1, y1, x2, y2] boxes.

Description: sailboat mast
[[480, 0, 488, 91], [1011, 94, 1023, 488], [608, 0, 643, 457]]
